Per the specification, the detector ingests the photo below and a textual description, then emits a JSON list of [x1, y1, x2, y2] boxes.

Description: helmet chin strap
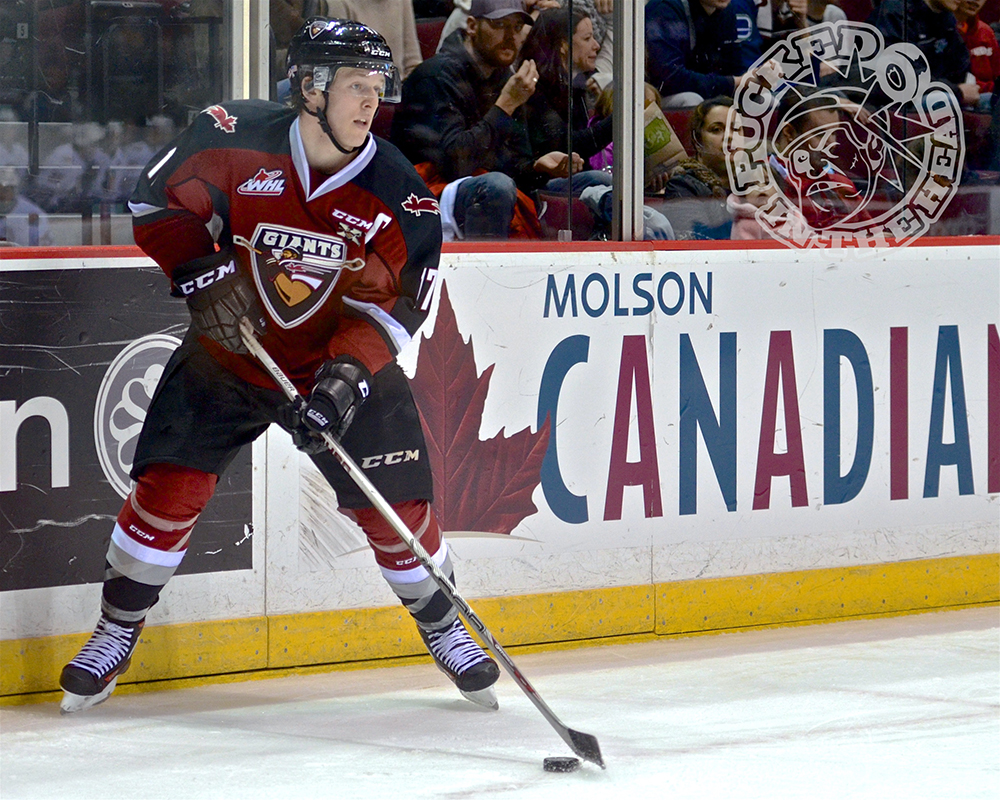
[[308, 91, 364, 155]]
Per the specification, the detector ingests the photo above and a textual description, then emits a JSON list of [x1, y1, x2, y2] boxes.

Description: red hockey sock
[[348, 499, 442, 572], [112, 464, 217, 558], [104, 464, 218, 616], [133, 463, 217, 525]]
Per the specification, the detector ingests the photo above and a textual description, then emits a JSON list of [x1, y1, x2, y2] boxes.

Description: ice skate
[[59, 615, 144, 714], [419, 618, 500, 710]]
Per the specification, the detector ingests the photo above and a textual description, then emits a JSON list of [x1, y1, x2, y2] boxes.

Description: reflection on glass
[[0, 1, 225, 247]]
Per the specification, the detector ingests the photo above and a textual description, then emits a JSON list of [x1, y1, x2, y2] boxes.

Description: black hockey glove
[[171, 247, 267, 354], [277, 357, 372, 454]]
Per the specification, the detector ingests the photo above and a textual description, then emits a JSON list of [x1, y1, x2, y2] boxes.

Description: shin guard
[[349, 500, 457, 630], [103, 464, 216, 617]]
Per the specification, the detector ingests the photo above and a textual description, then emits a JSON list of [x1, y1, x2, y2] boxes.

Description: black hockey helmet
[[287, 18, 402, 104]]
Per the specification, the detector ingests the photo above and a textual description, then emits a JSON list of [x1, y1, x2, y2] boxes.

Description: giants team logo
[[307, 19, 330, 38], [725, 21, 964, 249], [203, 104, 237, 134], [94, 335, 182, 498], [236, 224, 365, 329], [237, 168, 287, 196], [402, 193, 440, 217]]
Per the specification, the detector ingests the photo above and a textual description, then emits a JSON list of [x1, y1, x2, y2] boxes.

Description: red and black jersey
[[129, 100, 442, 392]]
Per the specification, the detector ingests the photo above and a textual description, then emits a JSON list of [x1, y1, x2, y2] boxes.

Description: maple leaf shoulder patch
[[203, 104, 237, 133], [402, 193, 440, 217]]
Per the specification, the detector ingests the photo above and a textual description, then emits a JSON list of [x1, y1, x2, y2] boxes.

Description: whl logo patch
[[238, 168, 286, 196], [237, 224, 364, 329]]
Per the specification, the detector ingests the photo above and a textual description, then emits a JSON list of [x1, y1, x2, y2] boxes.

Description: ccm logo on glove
[[175, 259, 237, 296], [171, 247, 267, 354], [277, 358, 374, 453], [304, 406, 331, 429]]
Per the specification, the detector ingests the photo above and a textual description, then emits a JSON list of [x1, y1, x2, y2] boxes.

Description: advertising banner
[[1, 241, 996, 636], [279, 241, 997, 612], [433, 244, 997, 541], [0, 263, 252, 593]]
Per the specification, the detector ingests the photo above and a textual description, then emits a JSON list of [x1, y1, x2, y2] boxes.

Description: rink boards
[[1, 239, 998, 697]]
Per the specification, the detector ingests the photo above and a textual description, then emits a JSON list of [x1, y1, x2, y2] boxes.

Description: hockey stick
[[238, 318, 605, 769]]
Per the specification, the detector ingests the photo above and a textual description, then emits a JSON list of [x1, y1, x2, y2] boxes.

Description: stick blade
[[567, 728, 605, 769]]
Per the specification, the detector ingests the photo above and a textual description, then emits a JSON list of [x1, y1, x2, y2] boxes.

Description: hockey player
[[59, 18, 500, 713]]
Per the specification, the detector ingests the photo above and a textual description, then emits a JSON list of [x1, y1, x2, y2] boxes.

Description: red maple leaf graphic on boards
[[409, 281, 550, 534]]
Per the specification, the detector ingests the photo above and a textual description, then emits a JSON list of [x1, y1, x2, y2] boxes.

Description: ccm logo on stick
[[361, 450, 420, 469]]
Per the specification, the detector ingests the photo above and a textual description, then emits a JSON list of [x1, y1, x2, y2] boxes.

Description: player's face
[[324, 68, 384, 148]]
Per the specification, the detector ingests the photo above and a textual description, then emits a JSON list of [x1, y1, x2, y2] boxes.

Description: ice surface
[[1, 607, 997, 800]]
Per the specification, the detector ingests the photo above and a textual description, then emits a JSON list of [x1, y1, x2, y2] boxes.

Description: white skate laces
[[59, 615, 144, 714], [420, 619, 500, 709]]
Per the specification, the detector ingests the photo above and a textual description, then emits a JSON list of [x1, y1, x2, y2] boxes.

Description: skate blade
[[60, 677, 119, 715], [460, 685, 499, 710]]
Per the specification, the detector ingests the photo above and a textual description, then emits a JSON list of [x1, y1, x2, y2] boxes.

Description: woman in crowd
[[517, 6, 612, 193], [662, 96, 732, 200], [655, 96, 736, 239]]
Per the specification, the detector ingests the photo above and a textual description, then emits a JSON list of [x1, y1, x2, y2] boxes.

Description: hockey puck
[[543, 756, 581, 773]]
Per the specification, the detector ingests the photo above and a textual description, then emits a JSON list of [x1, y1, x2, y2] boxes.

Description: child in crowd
[[589, 82, 667, 185]]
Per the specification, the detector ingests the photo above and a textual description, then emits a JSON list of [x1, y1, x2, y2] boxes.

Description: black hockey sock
[[401, 582, 457, 629], [388, 562, 459, 632], [102, 566, 161, 621]]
